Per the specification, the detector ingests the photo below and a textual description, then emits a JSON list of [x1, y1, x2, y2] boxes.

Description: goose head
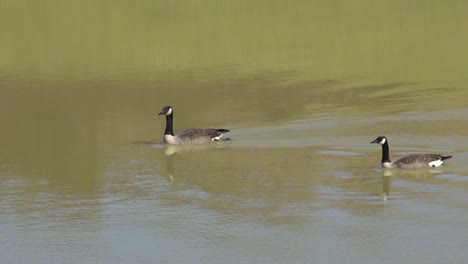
[[159, 106, 173, 116], [371, 136, 387, 145]]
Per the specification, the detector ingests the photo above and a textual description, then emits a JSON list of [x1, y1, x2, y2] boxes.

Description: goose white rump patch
[[212, 134, 224, 141], [428, 159, 443, 167]]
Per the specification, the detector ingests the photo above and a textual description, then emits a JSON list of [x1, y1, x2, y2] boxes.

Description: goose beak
[[370, 139, 378, 144], [158, 111, 165, 115]]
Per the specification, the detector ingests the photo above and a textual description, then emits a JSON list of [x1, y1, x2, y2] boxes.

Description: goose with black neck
[[371, 136, 452, 169], [158, 105, 230, 145]]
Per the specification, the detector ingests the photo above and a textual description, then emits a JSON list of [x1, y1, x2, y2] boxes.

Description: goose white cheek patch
[[379, 138, 386, 145], [166, 108, 173, 115]]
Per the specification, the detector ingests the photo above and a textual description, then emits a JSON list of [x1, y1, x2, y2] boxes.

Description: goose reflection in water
[[380, 168, 445, 201], [163, 143, 229, 182]]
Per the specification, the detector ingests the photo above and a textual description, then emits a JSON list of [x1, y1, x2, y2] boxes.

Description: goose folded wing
[[176, 128, 228, 139], [397, 154, 442, 164]]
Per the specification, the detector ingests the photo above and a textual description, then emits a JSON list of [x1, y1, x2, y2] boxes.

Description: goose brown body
[[390, 153, 452, 169]]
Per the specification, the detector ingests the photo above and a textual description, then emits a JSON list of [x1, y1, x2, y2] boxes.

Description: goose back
[[170, 128, 229, 145], [393, 154, 452, 169]]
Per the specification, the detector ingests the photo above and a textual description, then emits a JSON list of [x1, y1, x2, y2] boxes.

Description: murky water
[[1, 2, 468, 264]]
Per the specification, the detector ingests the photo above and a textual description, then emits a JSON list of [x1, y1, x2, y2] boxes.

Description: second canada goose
[[158, 105, 230, 145], [371, 136, 452, 169]]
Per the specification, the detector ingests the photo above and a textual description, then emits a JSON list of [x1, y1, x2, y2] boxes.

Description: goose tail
[[441, 155, 452, 161]]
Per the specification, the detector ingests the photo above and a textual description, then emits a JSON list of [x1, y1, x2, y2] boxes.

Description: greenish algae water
[[1, 1, 468, 264]]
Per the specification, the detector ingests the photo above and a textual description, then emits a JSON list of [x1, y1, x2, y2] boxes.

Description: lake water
[[1, 1, 468, 264]]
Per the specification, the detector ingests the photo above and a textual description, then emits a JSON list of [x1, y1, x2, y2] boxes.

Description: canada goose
[[371, 136, 452, 169], [158, 106, 230, 145]]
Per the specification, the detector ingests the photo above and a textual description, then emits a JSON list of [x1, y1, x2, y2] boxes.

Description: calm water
[[1, 1, 468, 264]]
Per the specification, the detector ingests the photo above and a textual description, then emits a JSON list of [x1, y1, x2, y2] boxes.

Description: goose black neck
[[381, 141, 391, 164], [164, 114, 174, 136]]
